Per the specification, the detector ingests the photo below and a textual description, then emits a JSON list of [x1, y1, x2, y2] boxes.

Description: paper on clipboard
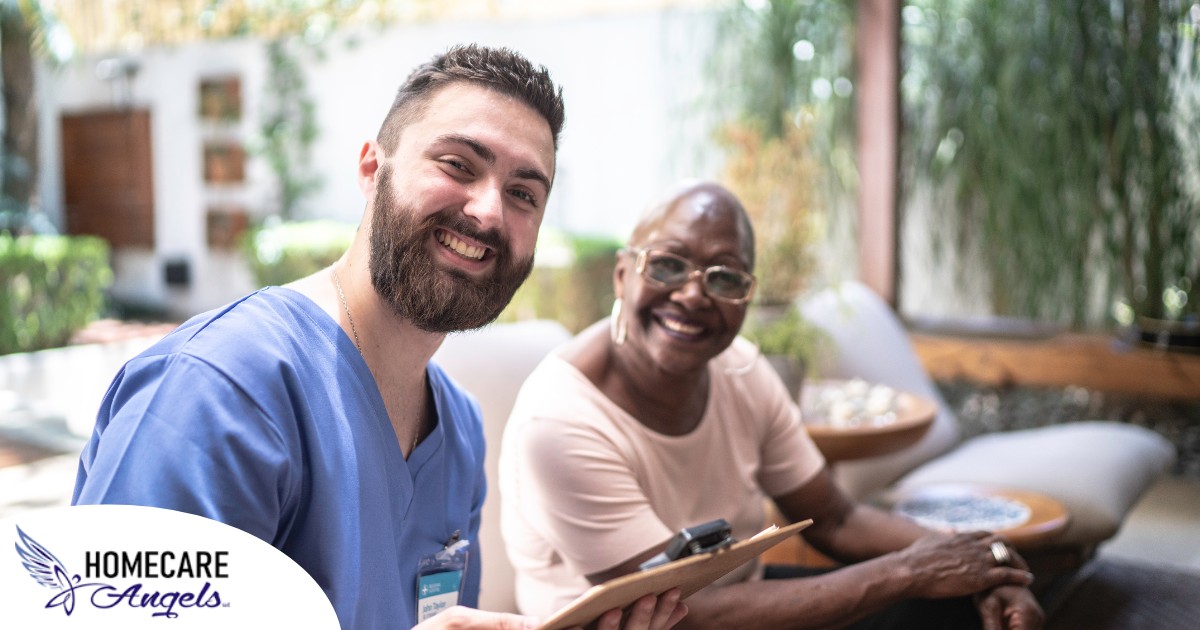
[[537, 519, 812, 630]]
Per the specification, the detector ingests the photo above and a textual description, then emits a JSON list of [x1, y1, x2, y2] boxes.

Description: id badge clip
[[416, 531, 470, 623]]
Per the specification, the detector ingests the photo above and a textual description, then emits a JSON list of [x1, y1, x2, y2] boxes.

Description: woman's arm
[[577, 468, 1037, 630]]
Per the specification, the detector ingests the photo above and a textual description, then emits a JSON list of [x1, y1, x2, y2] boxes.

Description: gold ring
[[990, 541, 1012, 566]]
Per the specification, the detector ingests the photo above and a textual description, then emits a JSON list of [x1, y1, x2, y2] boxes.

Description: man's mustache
[[425, 211, 505, 253]]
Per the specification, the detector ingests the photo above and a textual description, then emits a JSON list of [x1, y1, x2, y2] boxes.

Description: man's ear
[[357, 141, 381, 196]]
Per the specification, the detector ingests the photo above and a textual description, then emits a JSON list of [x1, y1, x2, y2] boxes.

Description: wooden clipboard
[[537, 519, 812, 630]]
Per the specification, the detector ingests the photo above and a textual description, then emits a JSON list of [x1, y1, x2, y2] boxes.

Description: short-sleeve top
[[499, 336, 824, 618]]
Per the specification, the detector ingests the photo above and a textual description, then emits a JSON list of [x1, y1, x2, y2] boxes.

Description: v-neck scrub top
[[73, 287, 485, 629]]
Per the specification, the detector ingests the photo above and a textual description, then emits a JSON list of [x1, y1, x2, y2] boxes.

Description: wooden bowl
[[800, 380, 937, 461]]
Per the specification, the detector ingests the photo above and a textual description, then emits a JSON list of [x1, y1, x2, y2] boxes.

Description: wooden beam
[[855, 0, 900, 306], [912, 333, 1200, 400]]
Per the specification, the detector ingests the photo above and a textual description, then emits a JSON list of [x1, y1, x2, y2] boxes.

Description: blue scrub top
[[73, 287, 486, 629]]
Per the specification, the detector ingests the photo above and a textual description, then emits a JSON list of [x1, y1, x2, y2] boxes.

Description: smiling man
[[72, 45, 685, 630]]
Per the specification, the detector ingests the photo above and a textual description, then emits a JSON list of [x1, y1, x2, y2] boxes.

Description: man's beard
[[368, 167, 534, 333]]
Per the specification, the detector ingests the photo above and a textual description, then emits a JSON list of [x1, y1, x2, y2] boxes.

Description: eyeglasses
[[633, 248, 756, 304]]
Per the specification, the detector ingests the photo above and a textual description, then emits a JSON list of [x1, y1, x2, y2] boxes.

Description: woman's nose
[[672, 271, 712, 307]]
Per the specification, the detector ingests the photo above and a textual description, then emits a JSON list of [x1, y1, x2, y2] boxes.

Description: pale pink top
[[499, 336, 825, 618]]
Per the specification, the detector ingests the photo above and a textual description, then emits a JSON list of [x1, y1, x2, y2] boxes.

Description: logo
[[1, 505, 339, 628], [14, 525, 225, 619]]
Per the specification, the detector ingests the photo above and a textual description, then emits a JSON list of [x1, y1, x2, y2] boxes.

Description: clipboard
[[537, 519, 812, 630]]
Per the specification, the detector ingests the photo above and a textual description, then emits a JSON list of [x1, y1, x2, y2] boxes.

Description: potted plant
[[704, 0, 851, 394], [740, 305, 827, 401]]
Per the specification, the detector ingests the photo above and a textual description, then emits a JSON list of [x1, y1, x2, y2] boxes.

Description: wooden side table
[[890, 483, 1071, 549], [761, 484, 1072, 568]]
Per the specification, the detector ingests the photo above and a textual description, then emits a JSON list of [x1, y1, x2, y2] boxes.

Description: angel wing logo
[[14, 525, 91, 615]]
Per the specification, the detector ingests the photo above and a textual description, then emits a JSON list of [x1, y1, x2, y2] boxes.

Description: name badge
[[416, 533, 469, 623]]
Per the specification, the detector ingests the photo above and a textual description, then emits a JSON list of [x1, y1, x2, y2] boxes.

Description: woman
[[499, 181, 1043, 629]]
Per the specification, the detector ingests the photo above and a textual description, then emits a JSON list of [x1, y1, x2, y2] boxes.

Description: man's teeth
[[661, 318, 702, 335], [437, 232, 485, 260]]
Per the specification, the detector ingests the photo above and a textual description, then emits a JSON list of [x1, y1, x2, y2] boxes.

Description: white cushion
[[886, 421, 1175, 545], [434, 320, 572, 613], [798, 281, 1176, 549], [799, 282, 959, 498]]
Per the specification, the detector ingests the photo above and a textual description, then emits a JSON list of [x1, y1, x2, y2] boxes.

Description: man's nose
[[463, 182, 505, 229]]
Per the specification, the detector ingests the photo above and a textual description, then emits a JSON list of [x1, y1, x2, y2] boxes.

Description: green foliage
[[0, 234, 112, 355], [710, 0, 855, 142], [740, 304, 827, 369], [498, 230, 622, 333], [709, 0, 858, 230], [254, 37, 322, 220], [718, 116, 822, 305], [707, 0, 856, 307], [243, 219, 356, 287], [903, 0, 1200, 327]]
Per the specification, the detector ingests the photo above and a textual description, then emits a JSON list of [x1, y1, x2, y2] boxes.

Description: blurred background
[[2, 1, 1199, 615], [2, 0, 1197, 339]]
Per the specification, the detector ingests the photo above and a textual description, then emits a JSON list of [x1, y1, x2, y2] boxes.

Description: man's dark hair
[[377, 44, 565, 153]]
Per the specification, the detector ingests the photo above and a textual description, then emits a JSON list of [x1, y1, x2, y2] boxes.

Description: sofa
[[798, 282, 1176, 563], [434, 286, 1177, 612], [433, 319, 572, 613]]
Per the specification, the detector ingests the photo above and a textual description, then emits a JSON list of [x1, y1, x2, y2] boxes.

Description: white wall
[[36, 7, 722, 319]]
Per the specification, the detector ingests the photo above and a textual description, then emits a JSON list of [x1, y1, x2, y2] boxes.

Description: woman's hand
[[897, 531, 1034, 599], [411, 589, 687, 630], [975, 584, 1045, 630], [593, 589, 687, 630]]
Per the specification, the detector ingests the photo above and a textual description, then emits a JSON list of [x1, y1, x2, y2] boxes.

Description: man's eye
[[510, 189, 538, 207], [443, 159, 470, 173]]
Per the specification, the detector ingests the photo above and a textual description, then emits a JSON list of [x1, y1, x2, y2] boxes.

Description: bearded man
[[72, 44, 685, 630]]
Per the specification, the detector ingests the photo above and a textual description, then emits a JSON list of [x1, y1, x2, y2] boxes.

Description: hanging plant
[[903, 0, 1200, 330], [253, 36, 323, 220]]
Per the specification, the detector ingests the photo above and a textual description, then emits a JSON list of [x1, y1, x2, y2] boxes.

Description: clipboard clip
[[638, 518, 735, 571]]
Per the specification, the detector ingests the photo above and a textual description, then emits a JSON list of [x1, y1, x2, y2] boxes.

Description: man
[[73, 45, 685, 630]]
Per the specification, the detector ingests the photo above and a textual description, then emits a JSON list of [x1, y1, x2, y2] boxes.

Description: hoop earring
[[610, 298, 627, 346]]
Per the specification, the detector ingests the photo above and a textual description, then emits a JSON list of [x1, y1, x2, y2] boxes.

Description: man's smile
[[435, 228, 490, 262]]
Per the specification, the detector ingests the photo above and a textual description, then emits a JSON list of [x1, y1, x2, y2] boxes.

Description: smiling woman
[[500, 180, 1045, 630]]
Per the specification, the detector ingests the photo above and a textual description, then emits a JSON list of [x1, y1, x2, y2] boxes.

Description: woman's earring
[[610, 298, 627, 346]]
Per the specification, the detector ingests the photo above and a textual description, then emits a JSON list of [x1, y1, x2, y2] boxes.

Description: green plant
[[242, 219, 355, 287], [718, 116, 822, 306], [706, 0, 859, 307], [740, 304, 827, 370], [498, 229, 622, 333], [0, 234, 112, 354], [903, 0, 1200, 328], [254, 37, 322, 220]]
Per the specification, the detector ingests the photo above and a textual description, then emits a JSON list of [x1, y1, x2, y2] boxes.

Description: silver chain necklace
[[331, 265, 363, 356], [330, 265, 421, 457]]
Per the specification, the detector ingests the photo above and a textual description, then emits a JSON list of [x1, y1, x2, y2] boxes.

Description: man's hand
[[412, 606, 539, 630], [412, 589, 687, 630]]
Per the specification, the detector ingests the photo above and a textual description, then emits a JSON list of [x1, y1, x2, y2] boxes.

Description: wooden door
[[61, 109, 154, 248]]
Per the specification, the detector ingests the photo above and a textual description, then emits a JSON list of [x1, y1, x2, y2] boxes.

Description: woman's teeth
[[661, 318, 702, 335]]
